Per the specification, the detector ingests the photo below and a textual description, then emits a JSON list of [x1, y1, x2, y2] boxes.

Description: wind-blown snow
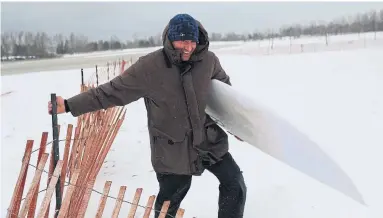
[[1, 36, 382, 218]]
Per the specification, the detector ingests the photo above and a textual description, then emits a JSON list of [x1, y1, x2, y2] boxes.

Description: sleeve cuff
[[64, 99, 70, 113]]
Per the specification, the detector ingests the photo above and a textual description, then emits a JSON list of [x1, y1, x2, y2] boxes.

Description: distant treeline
[[2, 9, 383, 61]]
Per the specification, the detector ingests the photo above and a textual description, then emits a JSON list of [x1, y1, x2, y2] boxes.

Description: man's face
[[172, 40, 197, 61]]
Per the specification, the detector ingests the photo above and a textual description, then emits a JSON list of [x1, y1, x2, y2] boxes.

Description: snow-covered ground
[[1, 35, 383, 218], [216, 32, 383, 56]]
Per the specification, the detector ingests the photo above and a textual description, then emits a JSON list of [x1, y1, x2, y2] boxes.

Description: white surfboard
[[205, 79, 365, 205]]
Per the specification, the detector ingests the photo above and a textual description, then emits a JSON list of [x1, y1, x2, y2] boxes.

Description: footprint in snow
[[1, 91, 14, 97]]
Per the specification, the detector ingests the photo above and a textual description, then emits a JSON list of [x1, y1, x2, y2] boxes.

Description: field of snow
[[217, 32, 383, 56], [1, 36, 383, 218]]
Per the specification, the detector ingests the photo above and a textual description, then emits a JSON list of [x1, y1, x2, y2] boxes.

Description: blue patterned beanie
[[168, 14, 199, 43]]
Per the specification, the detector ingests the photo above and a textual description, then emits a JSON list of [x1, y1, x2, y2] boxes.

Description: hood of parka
[[162, 20, 210, 65]]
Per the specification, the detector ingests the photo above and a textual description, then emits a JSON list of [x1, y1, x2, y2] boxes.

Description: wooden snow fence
[[6, 135, 186, 218], [6, 59, 188, 218]]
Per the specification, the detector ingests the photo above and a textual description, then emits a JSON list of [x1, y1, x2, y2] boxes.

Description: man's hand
[[48, 96, 66, 115]]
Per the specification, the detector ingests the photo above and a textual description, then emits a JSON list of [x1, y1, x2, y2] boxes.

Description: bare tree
[[53, 33, 66, 54], [380, 9, 383, 31], [1, 32, 12, 60], [69, 33, 76, 54], [369, 10, 378, 39], [76, 34, 89, 52], [32, 32, 52, 58], [110, 35, 122, 50], [24, 32, 35, 57]]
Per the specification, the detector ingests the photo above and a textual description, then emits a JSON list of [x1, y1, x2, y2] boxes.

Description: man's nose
[[184, 43, 192, 52]]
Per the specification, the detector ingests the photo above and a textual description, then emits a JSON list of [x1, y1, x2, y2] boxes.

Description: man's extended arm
[[65, 58, 150, 117]]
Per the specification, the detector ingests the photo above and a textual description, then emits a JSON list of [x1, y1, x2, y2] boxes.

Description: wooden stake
[[7, 140, 33, 218], [56, 169, 80, 218], [76, 179, 96, 218], [111, 186, 127, 218], [68, 126, 81, 179], [36, 161, 64, 218], [19, 153, 49, 218], [44, 142, 55, 218], [61, 124, 73, 196], [95, 181, 112, 218], [28, 133, 48, 218], [142, 195, 156, 218], [158, 201, 170, 218], [127, 188, 143, 218], [176, 208, 185, 218]]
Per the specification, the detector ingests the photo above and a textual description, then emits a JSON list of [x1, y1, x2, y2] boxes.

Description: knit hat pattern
[[168, 14, 199, 43]]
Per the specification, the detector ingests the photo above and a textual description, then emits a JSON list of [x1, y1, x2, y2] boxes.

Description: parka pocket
[[151, 126, 185, 144], [151, 126, 191, 173]]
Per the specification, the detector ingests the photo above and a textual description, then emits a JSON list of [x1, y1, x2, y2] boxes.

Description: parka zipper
[[179, 64, 200, 174]]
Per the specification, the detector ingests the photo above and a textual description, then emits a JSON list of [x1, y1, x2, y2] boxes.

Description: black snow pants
[[154, 152, 247, 218]]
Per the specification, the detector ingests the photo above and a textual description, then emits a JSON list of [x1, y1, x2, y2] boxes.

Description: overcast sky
[[2, 1, 383, 41]]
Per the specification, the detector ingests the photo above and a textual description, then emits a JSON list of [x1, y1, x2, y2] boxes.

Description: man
[[48, 14, 246, 218]]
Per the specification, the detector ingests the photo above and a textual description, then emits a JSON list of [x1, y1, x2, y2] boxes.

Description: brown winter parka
[[66, 20, 232, 175]]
